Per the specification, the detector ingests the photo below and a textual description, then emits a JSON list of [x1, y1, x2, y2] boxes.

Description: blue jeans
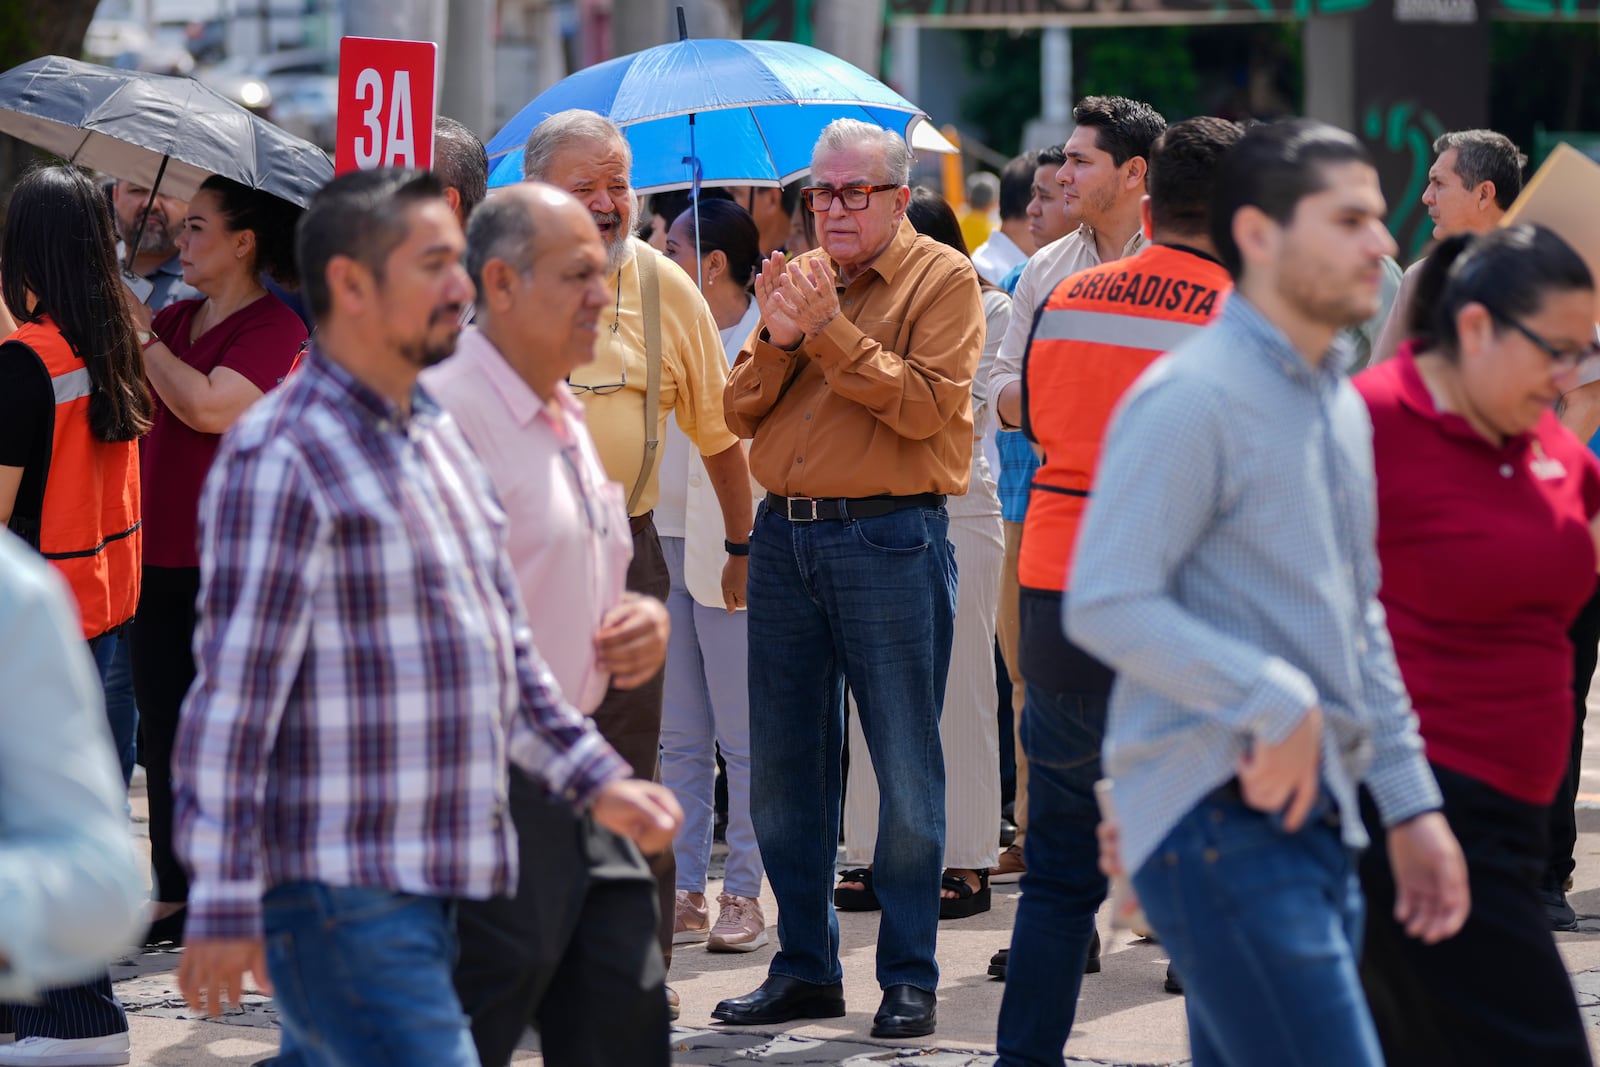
[[658, 536, 763, 899], [263, 883, 479, 1067], [994, 679, 1107, 1066], [748, 501, 955, 991], [1132, 791, 1383, 1067], [88, 627, 138, 788]]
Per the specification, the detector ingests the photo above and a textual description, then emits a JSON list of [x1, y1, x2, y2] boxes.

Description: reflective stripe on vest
[[1032, 309, 1207, 353], [6, 319, 142, 639], [1018, 245, 1233, 592]]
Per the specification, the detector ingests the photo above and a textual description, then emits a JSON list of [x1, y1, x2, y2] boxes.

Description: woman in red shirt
[[1355, 224, 1600, 1066], [127, 175, 308, 947]]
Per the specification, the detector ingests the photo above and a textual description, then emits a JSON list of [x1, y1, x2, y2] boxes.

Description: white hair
[[522, 109, 634, 182], [811, 119, 911, 186]]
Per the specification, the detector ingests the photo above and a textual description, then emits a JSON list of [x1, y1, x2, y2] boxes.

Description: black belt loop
[[766, 492, 945, 523]]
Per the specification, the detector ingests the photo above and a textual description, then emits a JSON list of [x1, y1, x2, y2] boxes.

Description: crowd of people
[[1, 75, 1598, 1067]]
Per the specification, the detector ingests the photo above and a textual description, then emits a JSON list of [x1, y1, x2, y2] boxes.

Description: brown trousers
[[590, 513, 675, 964]]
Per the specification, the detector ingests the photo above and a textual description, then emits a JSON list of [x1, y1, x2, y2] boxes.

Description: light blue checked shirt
[[1066, 295, 1442, 876]]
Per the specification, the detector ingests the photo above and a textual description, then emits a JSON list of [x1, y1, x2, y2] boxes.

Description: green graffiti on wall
[[1364, 100, 1446, 260], [744, 0, 816, 41]]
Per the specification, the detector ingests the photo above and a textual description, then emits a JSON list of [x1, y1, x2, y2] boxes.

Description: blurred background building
[[20, 0, 1600, 257]]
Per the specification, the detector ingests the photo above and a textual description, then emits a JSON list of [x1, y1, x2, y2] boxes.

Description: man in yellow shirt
[[520, 111, 755, 1011]]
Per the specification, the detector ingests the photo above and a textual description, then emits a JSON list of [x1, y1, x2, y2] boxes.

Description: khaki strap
[[628, 249, 664, 515]]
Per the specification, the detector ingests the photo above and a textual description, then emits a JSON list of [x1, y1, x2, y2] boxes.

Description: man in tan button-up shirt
[[713, 119, 983, 1041]]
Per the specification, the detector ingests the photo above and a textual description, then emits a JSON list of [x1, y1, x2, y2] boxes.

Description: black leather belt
[[765, 492, 945, 523]]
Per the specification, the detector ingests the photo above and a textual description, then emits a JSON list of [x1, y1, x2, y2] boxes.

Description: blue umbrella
[[485, 20, 944, 193]]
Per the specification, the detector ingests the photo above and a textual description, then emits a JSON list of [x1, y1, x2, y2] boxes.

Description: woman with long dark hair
[[127, 174, 308, 949], [1355, 224, 1600, 1065], [0, 162, 151, 1065], [659, 197, 770, 951]]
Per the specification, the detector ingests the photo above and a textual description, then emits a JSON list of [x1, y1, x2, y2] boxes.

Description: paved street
[[118, 678, 1600, 1065]]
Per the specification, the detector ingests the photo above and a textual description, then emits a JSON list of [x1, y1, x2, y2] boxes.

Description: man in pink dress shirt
[[422, 183, 676, 1067]]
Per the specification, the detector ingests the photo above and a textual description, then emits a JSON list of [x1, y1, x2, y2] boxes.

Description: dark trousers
[[1360, 764, 1592, 1067], [129, 564, 199, 905], [1549, 582, 1600, 890], [454, 771, 667, 1067], [995, 589, 1113, 1067], [589, 514, 674, 964], [0, 632, 131, 1040]]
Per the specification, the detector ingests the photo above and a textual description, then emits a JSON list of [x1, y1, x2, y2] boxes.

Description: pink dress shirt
[[422, 327, 633, 713]]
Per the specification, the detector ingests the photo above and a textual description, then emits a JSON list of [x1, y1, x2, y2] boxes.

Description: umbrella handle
[[125, 154, 171, 275]]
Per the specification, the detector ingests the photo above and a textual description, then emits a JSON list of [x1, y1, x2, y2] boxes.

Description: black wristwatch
[[724, 539, 750, 557]]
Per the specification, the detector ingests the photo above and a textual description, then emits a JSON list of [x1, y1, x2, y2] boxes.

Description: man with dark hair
[[1067, 120, 1469, 1065], [996, 119, 1243, 1065], [985, 96, 1164, 907], [433, 115, 490, 228], [993, 96, 1164, 436], [972, 153, 1035, 285], [722, 180, 804, 256], [1371, 127, 1527, 364], [172, 168, 680, 1066]]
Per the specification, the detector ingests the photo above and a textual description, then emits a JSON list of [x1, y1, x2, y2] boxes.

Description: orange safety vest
[[1019, 244, 1232, 592], [8, 320, 142, 639]]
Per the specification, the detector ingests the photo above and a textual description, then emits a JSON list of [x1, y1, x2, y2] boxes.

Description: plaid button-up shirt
[[174, 347, 629, 943]]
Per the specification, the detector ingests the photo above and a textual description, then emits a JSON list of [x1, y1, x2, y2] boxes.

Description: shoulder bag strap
[[628, 249, 664, 515]]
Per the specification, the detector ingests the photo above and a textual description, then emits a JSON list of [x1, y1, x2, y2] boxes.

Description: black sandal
[[938, 867, 991, 920], [834, 867, 881, 911]]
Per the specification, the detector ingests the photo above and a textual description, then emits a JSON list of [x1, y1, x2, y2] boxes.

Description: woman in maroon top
[[1355, 225, 1600, 1066], [127, 175, 308, 945]]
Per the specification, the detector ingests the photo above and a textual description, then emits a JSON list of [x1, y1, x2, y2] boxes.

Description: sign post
[[335, 37, 438, 175]]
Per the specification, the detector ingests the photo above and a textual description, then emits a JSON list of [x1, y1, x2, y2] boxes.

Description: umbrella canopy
[[0, 55, 332, 206], [485, 37, 951, 193]]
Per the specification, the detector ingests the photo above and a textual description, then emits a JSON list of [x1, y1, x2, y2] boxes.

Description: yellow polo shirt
[[572, 238, 740, 516]]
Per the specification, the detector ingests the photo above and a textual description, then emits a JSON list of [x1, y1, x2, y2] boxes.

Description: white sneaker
[[707, 892, 769, 953], [673, 890, 709, 944], [0, 1034, 130, 1066]]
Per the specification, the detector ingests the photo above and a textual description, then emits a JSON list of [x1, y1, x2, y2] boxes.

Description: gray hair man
[[1371, 128, 1529, 364], [715, 118, 983, 1039], [520, 110, 754, 1013]]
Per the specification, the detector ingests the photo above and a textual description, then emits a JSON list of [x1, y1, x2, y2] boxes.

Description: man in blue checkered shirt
[[1068, 120, 1470, 1066]]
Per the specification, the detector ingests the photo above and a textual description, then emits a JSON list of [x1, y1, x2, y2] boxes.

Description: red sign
[[335, 37, 437, 176]]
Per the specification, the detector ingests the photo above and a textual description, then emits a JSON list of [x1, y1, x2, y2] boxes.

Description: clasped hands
[[755, 251, 840, 350]]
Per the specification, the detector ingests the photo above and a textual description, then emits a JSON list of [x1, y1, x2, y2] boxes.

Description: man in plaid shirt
[[171, 169, 681, 1067]]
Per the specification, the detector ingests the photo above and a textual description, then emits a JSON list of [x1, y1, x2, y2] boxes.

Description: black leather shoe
[[1165, 963, 1184, 994], [711, 975, 845, 1025], [871, 984, 936, 1038], [986, 929, 1100, 981]]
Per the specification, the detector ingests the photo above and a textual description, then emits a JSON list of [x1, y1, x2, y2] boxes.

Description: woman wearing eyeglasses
[[1353, 224, 1600, 1066]]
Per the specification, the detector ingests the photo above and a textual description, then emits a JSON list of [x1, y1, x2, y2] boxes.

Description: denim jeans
[[1132, 791, 1383, 1067], [263, 882, 480, 1067], [748, 500, 955, 991], [87, 626, 138, 788], [994, 677, 1108, 1066], [658, 536, 763, 899]]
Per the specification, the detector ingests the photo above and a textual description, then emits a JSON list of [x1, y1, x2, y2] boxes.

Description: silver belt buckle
[[786, 496, 819, 522]]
